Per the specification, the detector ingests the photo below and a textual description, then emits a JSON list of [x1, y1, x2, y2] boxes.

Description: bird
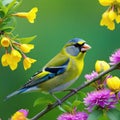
[[6, 38, 91, 101]]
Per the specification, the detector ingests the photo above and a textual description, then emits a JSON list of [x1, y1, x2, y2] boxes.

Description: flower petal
[[99, 0, 114, 6], [23, 57, 36, 70]]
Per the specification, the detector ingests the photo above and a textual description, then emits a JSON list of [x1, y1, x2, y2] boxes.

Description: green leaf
[[6, 0, 16, 12], [0, 11, 5, 18], [33, 97, 52, 107], [2, 0, 14, 6], [88, 109, 103, 120], [72, 100, 81, 108], [98, 114, 109, 120], [0, 1, 8, 15], [62, 104, 73, 113], [12, 0, 22, 11], [0, 0, 2, 7], [107, 108, 120, 120], [18, 35, 37, 44], [1, 0, 21, 15], [77, 91, 86, 100], [1, 0, 17, 15], [58, 106, 67, 113], [0, 26, 14, 32]]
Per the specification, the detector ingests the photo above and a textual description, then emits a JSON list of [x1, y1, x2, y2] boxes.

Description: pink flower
[[109, 49, 120, 65], [85, 71, 98, 81], [19, 109, 28, 117], [57, 111, 88, 120], [84, 89, 117, 112]]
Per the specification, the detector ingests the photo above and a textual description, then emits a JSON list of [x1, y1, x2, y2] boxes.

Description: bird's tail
[[5, 86, 39, 101], [5, 88, 27, 101]]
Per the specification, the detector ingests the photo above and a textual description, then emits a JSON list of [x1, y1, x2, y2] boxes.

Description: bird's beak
[[81, 43, 91, 52]]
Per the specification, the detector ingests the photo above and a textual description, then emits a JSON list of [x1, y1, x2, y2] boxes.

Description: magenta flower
[[19, 109, 29, 117], [57, 111, 88, 120], [84, 89, 117, 112], [85, 71, 98, 81], [109, 49, 120, 65]]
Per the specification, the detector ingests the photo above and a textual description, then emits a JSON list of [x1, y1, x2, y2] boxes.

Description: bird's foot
[[56, 98, 62, 105], [50, 93, 62, 105]]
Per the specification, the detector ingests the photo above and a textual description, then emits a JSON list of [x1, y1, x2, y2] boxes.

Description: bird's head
[[63, 38, 91, 57]]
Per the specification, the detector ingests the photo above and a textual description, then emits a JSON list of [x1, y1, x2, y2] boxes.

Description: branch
[[31, 63, 120, 120]]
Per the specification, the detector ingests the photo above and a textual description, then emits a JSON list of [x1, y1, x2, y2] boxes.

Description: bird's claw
[[50, 93, 62, 105], [56, 99, 62, 105]]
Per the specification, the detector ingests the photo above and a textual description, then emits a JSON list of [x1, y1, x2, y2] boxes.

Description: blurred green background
[[1, 0, 120, 119]]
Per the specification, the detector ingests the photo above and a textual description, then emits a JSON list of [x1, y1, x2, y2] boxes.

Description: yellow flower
[[100, 11, 115, 30], [116, 15, 120, 23], [107, 20, 115, 30], [11, 111, 27, 120], [9, 61, 18, 71], [1, 53, 11, 66], [95, 60, 110, 73], [20, 44, 34, 53], [107, 76, 120, 92], [1, 53, 18, 70], [108, 10, 117, 21], [1, 37, 10, 47], [11, 109, 28, 120], [11, 49, 22, 62], [100, 11, 109, 26], [99, 0, 114, 6], [23, 57, 36, 70], [13, 7, 38, 23]]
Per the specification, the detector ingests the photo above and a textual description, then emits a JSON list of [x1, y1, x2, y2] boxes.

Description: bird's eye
[[74, 43, 80, 47]]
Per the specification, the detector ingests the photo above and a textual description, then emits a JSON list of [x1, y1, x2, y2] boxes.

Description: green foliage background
[[0, 0, 120, 119]]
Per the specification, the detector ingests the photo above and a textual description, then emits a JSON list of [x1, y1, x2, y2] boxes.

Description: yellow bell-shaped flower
[[1, 53, 18, 70], [1, 37, 10, 47], [100, 11, 115, 30], [19, 44, 34, 53], [23, 57, 36, 70], [13, 7, 38, 23]]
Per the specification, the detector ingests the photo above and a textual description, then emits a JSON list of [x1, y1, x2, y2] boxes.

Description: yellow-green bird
[[6, 38, 91, 100]]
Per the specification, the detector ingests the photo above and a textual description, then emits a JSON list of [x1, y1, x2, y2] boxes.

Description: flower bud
[[95, 60, 110, 73], [107, 76, 120, 92]]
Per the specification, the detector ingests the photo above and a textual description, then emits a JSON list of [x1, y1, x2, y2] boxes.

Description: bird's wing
[[22, 57, 70, 88]]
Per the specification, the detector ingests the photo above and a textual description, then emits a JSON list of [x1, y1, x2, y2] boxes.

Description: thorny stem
[[31, 62, 120, 120]]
